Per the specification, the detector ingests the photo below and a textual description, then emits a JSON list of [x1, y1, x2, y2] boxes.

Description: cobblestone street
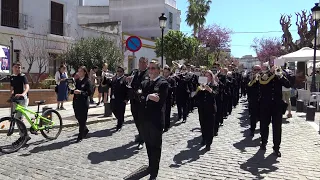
[[1, 99, 320, 180]]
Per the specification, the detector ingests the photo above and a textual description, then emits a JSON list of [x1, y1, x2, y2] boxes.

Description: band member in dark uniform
[[194, 70, 217, 151], [187, 64, 198, 113], [174, 65, 192, 123], [247, 65, 261, 137], [259, 64, 290, 157], [127, 57, 149, 150], [213, 63, 225, 127], [226, 71, 234, 115], [139, 60, 168, 180], [72, 66, 92, 143], [110, 67, 129, 131], [163, 65, 176, 132]]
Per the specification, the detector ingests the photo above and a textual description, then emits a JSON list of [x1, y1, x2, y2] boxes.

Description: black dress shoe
[[149, 176, 157, 180], [205, 145, 211, 151], [116, 126, 122, 132], [260, 144, 266, 150], [137, 143, 143, 150], [214, 132, 218, 137], [182, 119, 186, 123], [83, 129, 89, 138], [163, 128, 169, 133], [76, 136, 82, 143], [273, 150, 281, 157]]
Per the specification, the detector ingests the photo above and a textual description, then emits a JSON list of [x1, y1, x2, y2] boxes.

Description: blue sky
[[177, 0, 319, 58]]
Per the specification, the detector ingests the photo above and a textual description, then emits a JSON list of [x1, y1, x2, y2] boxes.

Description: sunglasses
[[116, 70, 123, 73]]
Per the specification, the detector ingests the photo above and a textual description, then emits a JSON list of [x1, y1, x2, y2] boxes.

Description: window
[[169, 12, 173, 29], [151, 37, 155, 40], [50, 1, 64, 36], [1, 0, 19, 28]]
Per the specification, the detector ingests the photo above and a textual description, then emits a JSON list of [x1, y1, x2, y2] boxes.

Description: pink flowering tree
[[251, 37, 286, 63], [197, 24, 232, 64]]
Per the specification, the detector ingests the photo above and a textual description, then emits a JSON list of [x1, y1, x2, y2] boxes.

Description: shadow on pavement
[[240, 150, 279, 179], [233, 136, 261, 153], [169, 136, 206, 168], [87, 141, 138, 164], [27, 138, 76, 154]]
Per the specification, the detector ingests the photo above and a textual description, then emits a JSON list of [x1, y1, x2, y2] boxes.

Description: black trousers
[[248, 101, 259, 133], [176, 94, 188, 120], [198, 106, 215, 146], [143, 122, 162, 178], [164, 100, 172, 129], [215, 100, 223, 131], [131, 99, 144, 144], [90, 85, 96, 102], [111, 100, 126, 128], [260, 103, 282, 151], [226, 95, 233, 115], [73, 101, 89, 137]]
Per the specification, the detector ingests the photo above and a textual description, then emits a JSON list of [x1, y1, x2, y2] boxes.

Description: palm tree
[[186, 0, 212, 37]]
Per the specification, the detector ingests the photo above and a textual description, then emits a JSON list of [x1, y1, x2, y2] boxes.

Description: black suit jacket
[[140, 76, 169, 130], [110, 76, 129, 103]]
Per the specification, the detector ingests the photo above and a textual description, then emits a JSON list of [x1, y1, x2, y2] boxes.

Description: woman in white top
[[55, 65, 68, 110]]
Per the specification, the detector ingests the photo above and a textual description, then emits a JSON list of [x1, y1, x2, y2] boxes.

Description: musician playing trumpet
[[258, 63, 290, 157], [193, 70, 218, 151], [247, 65, 261, 137]]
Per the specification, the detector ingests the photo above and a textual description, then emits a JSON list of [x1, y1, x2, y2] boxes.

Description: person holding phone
[[72, 66, 92, 143]]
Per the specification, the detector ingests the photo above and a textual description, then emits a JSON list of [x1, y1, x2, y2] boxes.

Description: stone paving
[[0, 98, 320, 180]]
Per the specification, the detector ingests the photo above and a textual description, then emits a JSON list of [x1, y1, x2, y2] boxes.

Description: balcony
[[77, 6, 109, 25], [1, 9, 28, 29], [48, 20, 70, 36]]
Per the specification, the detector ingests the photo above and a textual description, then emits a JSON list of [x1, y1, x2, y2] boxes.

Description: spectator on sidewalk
[[89, 66, 98, 104], [55, 65, 68, 110]]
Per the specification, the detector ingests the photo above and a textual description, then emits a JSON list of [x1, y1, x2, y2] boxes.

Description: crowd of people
[[10, 57, 295, 180]]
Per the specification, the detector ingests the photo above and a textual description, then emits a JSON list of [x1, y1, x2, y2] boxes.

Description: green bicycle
[[0, 97, 63, 154]]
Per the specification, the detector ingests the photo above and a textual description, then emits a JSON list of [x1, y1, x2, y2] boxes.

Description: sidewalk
[[0, 98, 132, 129]]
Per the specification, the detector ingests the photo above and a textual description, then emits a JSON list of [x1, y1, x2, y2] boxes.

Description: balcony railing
[[48, 19, 70, 36], [1, 9, 28, 29]]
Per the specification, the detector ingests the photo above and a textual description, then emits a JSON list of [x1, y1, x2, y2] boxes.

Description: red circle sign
[[126, 36, 142, 52]]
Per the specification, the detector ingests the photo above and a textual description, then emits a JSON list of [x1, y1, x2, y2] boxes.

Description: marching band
[[68, 58, 291, 179]]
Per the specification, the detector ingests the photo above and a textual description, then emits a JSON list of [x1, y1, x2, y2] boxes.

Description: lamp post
[[311, 3, 320, 92], [159, 13, 167, 68]]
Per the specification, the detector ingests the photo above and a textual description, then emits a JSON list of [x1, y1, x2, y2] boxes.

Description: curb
[[61, 114, 133, 128], [0, 114, 133, 133]]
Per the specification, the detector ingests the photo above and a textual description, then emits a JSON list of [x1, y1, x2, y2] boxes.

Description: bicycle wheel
[[39, 109, 63, 140], [0, 117, 28, 154]]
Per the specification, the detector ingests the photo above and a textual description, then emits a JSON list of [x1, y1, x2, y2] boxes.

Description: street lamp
[[311, 3, 320, 92], [159, 13, 167, 68]]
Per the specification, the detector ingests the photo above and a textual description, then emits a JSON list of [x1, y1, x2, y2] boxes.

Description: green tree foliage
[[62, 36, 123, 72], [155, 30, 199, 66], [186, 0, 212, 36]]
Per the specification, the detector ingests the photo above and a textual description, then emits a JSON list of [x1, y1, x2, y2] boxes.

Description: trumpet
[[274, 66, 283, 76], [172, 61, 182, 69], [66, 78, 76, 90]]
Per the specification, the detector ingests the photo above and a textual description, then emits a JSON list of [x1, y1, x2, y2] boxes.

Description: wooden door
[[50, 1, 64, 35]]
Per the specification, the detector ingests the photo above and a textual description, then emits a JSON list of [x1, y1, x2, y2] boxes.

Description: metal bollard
[[306, 105, 316, 121], [104, 103, 112, 117], [296, 100, 304, 112]]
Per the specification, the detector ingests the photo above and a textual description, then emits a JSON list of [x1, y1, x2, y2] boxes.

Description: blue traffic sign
[[126, 36, 142, 52]]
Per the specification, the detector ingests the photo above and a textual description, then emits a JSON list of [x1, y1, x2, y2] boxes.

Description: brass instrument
[[274, 66, 283, 76], [66, 78, 76, 90], [172, 61, 182, 69], [101, 71, 114, 87]]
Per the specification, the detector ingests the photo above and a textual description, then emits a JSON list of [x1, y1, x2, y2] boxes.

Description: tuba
[[66, 78, 76, 90]]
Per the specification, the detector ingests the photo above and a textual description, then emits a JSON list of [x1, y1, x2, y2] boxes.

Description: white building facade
[[0, 0, 121, 79], [237, 55, 260, 70], [109, 0, 181, 39]]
